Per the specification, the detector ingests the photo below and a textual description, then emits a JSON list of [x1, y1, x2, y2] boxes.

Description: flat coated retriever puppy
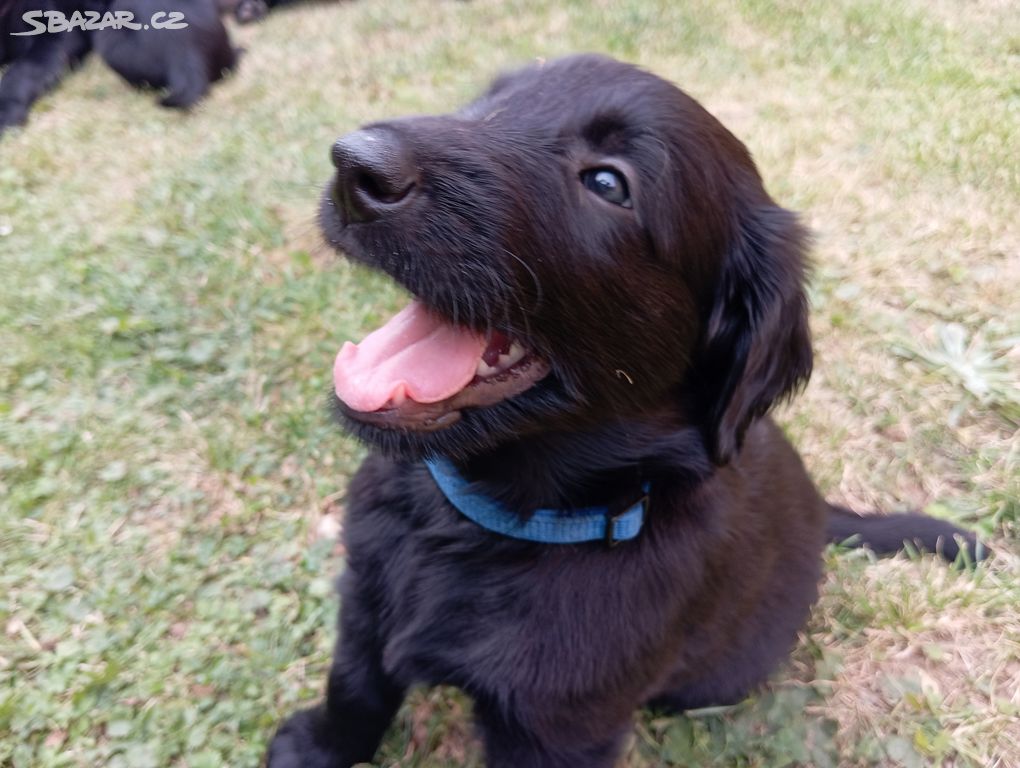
[[0, 0, 96, 134], [94, 0, 237, 109], [1, 0, 236, 134], [268, 55, 981, 767]]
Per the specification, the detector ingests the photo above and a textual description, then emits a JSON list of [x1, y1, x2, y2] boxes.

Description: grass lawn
[[1, 0, 1017, 765]]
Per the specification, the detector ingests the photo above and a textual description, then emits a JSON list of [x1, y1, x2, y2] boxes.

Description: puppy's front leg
[[159, 50, 210, 110], [0, 42, 71, 132], [267, 580, 404, 768]]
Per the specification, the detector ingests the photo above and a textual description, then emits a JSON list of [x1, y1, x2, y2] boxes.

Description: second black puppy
[[0, 0, 96, 134], [269, 55, 981, 767], [94, 0, 237, 109]]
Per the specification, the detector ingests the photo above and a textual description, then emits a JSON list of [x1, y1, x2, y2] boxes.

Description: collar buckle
[[605, 492, 649, 548]]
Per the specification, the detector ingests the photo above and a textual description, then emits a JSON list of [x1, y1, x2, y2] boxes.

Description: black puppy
[[93, 0, 237, 109], [268, 55, 980, 767], [0, 0, 96, 134]]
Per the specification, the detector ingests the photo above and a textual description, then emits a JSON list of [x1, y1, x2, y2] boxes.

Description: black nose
[[331, 129, 417, 223]]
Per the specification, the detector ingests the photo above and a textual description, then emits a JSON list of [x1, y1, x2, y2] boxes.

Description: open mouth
[[333, 300, 551, 431]]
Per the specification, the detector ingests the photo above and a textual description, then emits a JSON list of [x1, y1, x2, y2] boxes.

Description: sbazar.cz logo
[[12, 9, 188, 34]]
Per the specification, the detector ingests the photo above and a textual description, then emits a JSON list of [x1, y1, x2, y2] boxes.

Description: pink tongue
[[334, 301, 487, 412]]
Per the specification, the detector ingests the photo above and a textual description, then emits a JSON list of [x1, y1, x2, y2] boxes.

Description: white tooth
[[390, 388, 406, 407], [475, 359, 499, 378], [503, 341, 526, 367]]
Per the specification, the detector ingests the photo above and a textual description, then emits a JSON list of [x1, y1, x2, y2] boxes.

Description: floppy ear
[[698, 202, 813, 465]]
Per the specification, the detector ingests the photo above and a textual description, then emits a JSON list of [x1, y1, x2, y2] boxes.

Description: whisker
[[504, 248, 543, 312]]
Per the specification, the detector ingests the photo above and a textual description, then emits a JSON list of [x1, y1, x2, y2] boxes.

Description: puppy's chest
[[344, 461, 685, 694], [347, 489, 542, 686]]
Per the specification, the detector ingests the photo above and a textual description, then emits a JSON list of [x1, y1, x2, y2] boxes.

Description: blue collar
[[424, 457, 648, 546]]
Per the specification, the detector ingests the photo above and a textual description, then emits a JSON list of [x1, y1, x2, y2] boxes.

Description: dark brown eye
[[581, 168, 632, 208]]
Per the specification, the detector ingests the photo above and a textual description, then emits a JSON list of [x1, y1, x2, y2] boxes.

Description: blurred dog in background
[[1, 0, 240, 134], [94, 0, 238, 109], [0, 0, 96, 133], [219, 0, 297, 24]]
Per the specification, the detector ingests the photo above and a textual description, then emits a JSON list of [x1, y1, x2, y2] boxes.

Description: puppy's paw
[[159, 91, 203, 110], [0, 103, 28, 132], [266, 707, 350, 768]]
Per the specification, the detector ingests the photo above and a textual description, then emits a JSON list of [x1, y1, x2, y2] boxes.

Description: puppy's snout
[[331, 129, 417, 223]]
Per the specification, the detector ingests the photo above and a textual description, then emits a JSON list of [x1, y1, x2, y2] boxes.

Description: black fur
[[220, 0, 303, 24], [269, 55, 982, 767], [93, 0, 237, 109], [1, 0, 237, 134], [827, 504, 977, 562], [0, 0, 95, 133]]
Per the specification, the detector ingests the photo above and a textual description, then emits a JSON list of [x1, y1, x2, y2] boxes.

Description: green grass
[[1, 0, 1017, 765]]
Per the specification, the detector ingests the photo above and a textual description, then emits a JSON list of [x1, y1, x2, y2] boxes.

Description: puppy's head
[[322, 54, 811, 464]]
